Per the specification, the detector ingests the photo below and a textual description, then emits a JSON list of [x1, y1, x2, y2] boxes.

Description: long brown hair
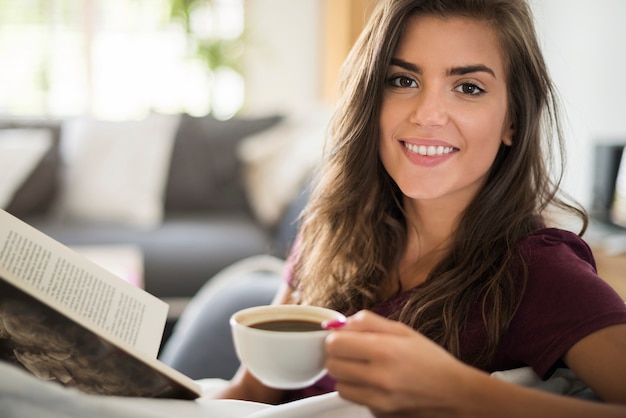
[[293, 0, 587, 367]]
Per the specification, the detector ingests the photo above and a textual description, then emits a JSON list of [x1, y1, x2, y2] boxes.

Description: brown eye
[[387, 75, 418, 88], [455, 82, 485, 96]]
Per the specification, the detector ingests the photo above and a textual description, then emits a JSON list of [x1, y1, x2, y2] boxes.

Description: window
[[0, 0, 244, 120]]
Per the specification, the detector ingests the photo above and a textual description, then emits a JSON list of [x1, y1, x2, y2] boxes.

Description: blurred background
[[0, 0, 386, 324], [1, 0, 625, 209], [0, 0, 355, 120], [1, 0, 625, 365]]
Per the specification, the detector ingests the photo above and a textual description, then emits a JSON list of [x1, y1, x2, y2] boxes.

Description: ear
[[502, 122, 514, 146]]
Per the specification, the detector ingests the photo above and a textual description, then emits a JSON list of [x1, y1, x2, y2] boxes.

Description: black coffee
[[250, 319, 322, 332]]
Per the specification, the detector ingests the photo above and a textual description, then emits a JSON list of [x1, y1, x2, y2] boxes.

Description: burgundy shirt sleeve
[[496, 228, 626, 379]]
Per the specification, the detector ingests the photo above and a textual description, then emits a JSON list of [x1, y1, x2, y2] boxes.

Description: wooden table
[[594, 248, 626, 301]]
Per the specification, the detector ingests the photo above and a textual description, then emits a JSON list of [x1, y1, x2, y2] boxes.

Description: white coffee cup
[[230, 304, 346, 389]]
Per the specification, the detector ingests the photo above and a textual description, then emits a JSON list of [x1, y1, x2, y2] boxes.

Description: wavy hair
[[293, 0, 587, 367]]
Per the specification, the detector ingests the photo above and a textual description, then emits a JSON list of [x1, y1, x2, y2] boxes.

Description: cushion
[[0, 121, 61, 217], [237, 107, 330, 227], [164, 113, 283, 213], [56, 113, 180, 228]]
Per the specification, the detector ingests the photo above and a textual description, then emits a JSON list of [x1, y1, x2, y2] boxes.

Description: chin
[[397, 186, 442, 201]]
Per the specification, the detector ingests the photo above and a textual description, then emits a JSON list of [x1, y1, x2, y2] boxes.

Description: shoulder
[[503, 228, 626, 377], [513, 227, 612, 304], [515, 227, 597, 279], [512, 228, 616, 302], [518, 227, 595, 266]]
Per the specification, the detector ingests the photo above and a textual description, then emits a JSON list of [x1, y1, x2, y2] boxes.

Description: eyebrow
[[390, 58, 496, 79]]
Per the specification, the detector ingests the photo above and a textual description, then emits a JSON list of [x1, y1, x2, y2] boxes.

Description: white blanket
[[0, 361, 592, 418], [0, 362, 373, 418]]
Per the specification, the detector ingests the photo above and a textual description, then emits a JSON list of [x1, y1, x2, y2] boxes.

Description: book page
[[0, 210, 167, 358]]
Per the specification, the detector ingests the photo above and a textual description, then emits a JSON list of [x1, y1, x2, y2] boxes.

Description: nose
[[409, 87, 448, 127]]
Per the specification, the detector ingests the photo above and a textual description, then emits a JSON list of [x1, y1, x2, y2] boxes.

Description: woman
[[216, 0, 626, 415]]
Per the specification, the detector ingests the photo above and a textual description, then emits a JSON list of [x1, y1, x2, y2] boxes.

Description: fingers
[[331, 309, 413, 335], [324, 310, 416, 365], [323, 312, 414, 388], [325, 329, 379, 363], [327, 349, 422, 415], [322, 310, 472, 416]]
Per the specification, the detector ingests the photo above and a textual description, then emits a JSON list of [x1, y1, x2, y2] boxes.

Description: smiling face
[[379, 15, 513, 214]]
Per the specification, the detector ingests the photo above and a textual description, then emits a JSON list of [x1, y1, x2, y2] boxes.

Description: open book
[[0, 209, 201, 399]]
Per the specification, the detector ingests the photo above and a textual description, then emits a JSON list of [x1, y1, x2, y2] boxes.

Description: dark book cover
[[0, 277, 199, 400]]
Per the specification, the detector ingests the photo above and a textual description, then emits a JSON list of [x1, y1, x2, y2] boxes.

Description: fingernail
[[322, 318, 346, 329]]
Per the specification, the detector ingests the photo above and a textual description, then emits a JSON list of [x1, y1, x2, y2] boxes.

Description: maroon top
[[284, 228, 626, 401]]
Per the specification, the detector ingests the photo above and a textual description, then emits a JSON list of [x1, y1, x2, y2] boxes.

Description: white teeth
[[404, 142, 454, 156]]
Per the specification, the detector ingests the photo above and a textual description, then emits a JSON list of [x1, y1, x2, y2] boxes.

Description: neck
[[403, 196, 462, 249], [397, 197, 463, 291]]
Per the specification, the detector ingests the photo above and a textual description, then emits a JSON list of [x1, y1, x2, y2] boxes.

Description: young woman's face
[[379, 15, 512, 210]]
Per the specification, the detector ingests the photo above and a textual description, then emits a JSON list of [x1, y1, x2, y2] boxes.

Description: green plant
[[168, 0, 245, 73]]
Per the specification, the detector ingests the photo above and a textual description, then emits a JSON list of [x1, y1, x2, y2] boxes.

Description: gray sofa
[[1, 114, 306, 312]]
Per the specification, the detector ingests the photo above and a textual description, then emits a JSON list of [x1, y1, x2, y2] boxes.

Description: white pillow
[[57, 113, 180, 228], [0, 129, 52, 209], [237, 107, 330, 227]]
